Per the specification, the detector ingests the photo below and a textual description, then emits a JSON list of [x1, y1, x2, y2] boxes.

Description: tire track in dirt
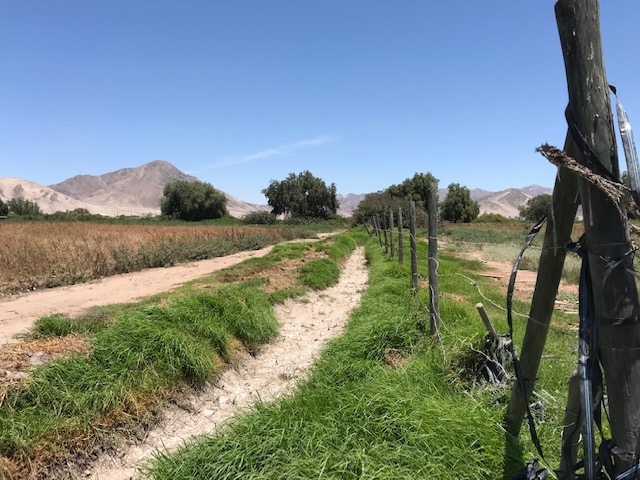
[[80, 246, 368, 480]]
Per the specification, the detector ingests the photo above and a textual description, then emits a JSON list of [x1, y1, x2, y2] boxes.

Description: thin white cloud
[[213, 135, 333, 167]]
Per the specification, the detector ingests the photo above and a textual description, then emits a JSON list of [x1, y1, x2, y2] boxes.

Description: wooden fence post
[[505, 140, 580, 435], [427, 181, 440, 338], [409, 201, 418, 291], [382, 215, 389, 254], [554, 1, 640, 474], [375, 214, 383, 247], [389, 210, 395, 258], [398, 207, 404, 265]]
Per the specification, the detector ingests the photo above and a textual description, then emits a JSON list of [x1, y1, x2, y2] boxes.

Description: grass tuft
[[298, 259, 341, 290]]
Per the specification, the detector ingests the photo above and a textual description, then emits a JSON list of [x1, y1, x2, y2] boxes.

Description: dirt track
[[77, 246, 368, 479], [0, 245, 279, 345]]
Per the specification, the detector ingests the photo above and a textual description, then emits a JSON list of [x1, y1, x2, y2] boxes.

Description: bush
[[161, 181, 227, 221], [241, 211, 278, 225], [474, 213, 511, 223], [7, 198, 42, 216], [519, 194, 552, 222]]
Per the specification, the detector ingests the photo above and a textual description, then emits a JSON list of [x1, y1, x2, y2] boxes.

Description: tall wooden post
[[398, 207, 404, 265], [389, 210, 395, 258], [375, 214, 383, 247], [556, 0, 640, 474], [427, 181, 440, 337], [409, 201, 418, 291], [505, 140, 580, 435], [382, 215, 389, 254]]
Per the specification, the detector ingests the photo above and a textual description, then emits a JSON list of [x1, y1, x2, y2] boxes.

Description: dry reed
[[0, 223, 297, 295]]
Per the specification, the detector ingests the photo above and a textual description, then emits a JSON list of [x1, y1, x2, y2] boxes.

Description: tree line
[[1, 172, 557, 223]]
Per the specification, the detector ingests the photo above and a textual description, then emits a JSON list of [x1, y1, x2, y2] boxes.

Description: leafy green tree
[[262, 171, 338, 219], [518, 194, 552, 222], [440, 183, 479, 223], [160, 181, 227, 221], [386, 172, 439, 209], [7, 198, 42, 216], [0, 198, 8, 216], [351, 191, 427, 227]]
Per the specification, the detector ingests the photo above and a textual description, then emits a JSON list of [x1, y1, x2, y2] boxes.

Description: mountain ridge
[[1, 161, 552, 218]]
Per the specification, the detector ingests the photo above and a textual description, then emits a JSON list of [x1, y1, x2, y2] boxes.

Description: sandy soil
[[68, 246, 367, 480], [0, 246, 284, 345]]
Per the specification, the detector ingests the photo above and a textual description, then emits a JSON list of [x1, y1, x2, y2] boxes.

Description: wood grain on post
[[475, 303, 498, 342], [427, 181, 440, 337], [556, 0, 640, 473], [389, 210, 395, 258], [409, 201, 418, 291], [398, 207, 404, 265], [505, 139, 580, 436], [382, 215, 389, 254]]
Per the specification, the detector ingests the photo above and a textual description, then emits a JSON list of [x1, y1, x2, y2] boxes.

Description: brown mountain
[[0, 178, 114, 215], [49, 160, 200, 212], [46, 160, 266, 217], [0, 160, 266, 217]]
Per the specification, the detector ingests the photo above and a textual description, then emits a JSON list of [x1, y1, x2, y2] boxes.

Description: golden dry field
[[0, 222, 303, 296]]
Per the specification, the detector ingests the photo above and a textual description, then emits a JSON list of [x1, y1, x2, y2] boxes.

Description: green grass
[[147, 232, 580, 480], [1, 227, 582, 478], [0, 234, 357, 478], [297, 235, 357, 289]]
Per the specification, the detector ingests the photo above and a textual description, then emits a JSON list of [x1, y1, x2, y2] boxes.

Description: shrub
[[241, 211, 278, 225]]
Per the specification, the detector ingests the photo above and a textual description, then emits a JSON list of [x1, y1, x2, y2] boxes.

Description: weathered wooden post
[[427, 180, 440, 337], [389, 210, 395, 258], [398, 207, 404, 265], [409, 201, 418, 291], [555, 1, 640, 474], [375, 214, 383, 247], [382, 215, 389, 254], [505, 139, 580, 436]]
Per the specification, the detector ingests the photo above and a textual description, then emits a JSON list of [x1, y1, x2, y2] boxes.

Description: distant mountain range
[[0, 160, 552, 218]]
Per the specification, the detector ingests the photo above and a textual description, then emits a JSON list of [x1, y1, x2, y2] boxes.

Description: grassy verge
[[148, 231, 579, 479], [0, 235, 356, 478]]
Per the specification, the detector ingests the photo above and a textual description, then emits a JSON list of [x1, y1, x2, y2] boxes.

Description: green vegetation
[[441, 183, 480, 223], [241, 210, 279, 224], [0, 198, 8, 216], [7, 198, 42, 216], [0, 234, 356, 478], [386, 171, 439, 209], [299, 259, 340, 289], [161, 180, 227, 221], [350, 191, 428, 228], [351, 172, 438, 227], [518, 194, 552, 222], [1, 221, 588, 478], [147, 232, 580, 479], [262, 170, 338, 219]]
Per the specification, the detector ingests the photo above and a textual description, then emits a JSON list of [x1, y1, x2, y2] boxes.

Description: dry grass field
[[0, 222, 305, 296]]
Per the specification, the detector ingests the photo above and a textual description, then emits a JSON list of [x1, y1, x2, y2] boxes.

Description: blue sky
[[2, 1, 639, 204]]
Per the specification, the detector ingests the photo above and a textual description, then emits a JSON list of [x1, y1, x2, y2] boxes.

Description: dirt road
[[0, 245, 280, 345]]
